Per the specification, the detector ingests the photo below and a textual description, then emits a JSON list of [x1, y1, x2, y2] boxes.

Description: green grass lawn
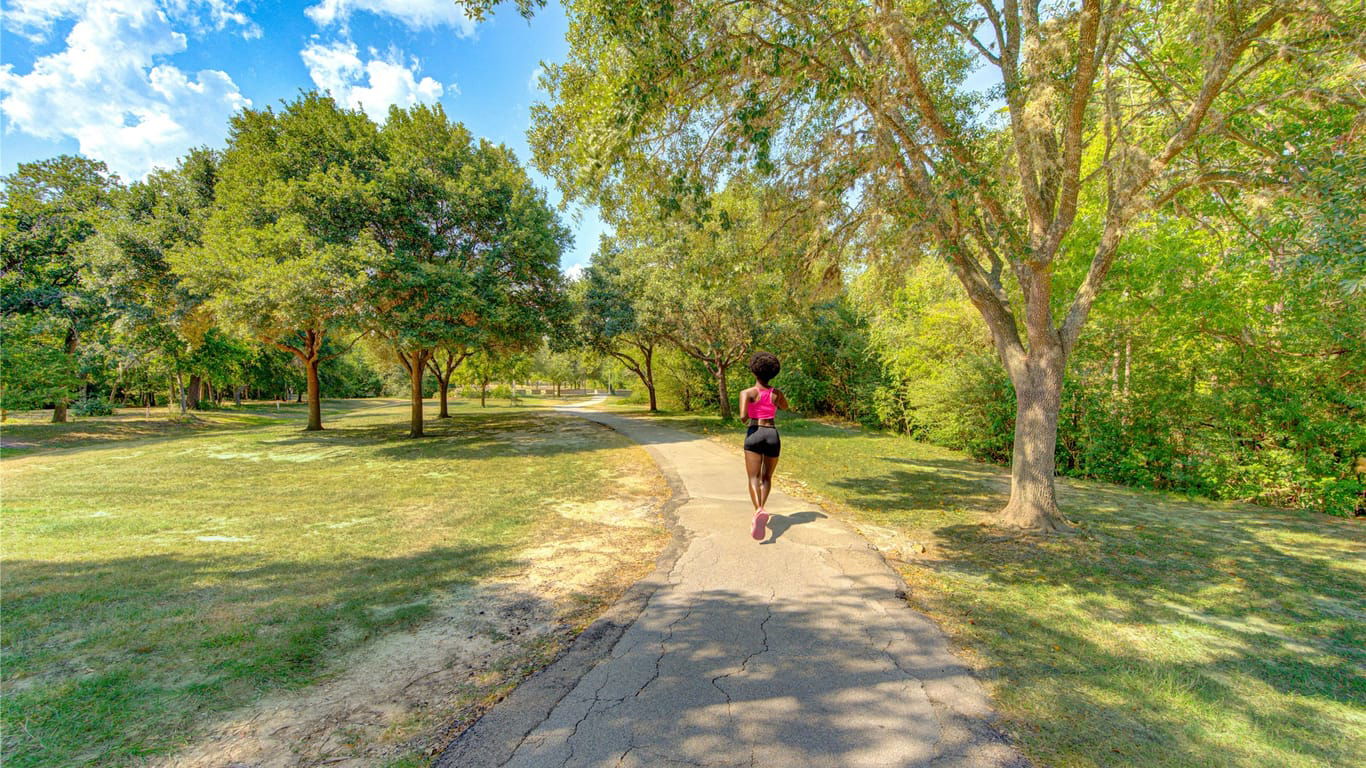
[[625, 406, 1365, 768], [1, 397, 664, 767]]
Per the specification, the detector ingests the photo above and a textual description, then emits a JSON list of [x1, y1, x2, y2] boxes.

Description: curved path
[[442, 406, 1027, 768]]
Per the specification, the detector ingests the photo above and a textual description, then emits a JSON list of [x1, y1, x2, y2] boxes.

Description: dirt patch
[[152, 467, 669, 767]]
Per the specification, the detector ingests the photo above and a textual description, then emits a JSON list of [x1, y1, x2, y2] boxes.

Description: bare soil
[[151, 481, 669, 767]]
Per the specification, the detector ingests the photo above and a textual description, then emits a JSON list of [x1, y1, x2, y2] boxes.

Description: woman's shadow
[[761, 510, 828, 544]]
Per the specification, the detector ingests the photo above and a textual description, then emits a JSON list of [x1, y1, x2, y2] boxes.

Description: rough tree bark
[[396, 348, 433, 438], [303, 356, 322, 431], [1001, 356, 1069, 532], [51, 326, 78, 423], [714, 363, 731, 420], [187, 375, 202, 410]]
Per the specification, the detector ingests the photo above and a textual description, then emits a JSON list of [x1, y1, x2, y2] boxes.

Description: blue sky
[[0, 0, 605, 272]]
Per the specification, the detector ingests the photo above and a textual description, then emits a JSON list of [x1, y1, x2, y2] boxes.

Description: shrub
[[72, 397, 114, 417]]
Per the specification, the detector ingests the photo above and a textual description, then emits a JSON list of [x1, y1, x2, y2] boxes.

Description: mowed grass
[[1, 397, 658, 767], [628, 407, 1365, 768]]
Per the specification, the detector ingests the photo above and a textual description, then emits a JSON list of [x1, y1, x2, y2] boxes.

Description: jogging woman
[[739, 351, 789, 540]]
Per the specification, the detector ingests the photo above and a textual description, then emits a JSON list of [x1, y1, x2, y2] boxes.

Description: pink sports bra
[[748, 387, 777, 420]]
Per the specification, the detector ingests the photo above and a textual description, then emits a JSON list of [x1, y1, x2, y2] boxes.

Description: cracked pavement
[[468, 408, 1027, 768]]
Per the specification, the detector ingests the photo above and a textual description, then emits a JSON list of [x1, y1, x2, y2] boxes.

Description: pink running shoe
[[751, 510, 770, 541]]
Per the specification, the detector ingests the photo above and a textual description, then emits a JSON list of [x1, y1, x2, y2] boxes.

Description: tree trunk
[[715, 364, 731, 419], [234, 386, 242, 406], [52, 325, 78, 423], [438, 378, 451, 418], [999, 359, 1072, 532], [480, 378, 488, 408], [187, 374, 202, 410], [304, 357, 323, 431], [644, 347, 658, 411], [408, 355, 426, 438]]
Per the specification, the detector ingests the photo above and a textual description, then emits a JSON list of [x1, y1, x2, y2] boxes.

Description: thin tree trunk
[[304, 357, 322, 431], [999, 359, 1072, 532], [480, 378, 488, 408], [437, 378, 451, 418], [715, 363, 731, 419], [644, 347, 657, 411]]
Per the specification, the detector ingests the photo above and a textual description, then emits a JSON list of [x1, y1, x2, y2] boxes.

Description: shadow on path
[[761, 510, 827, 544]]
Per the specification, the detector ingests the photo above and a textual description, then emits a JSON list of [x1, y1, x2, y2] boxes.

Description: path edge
[[433, 408, 691, 768]]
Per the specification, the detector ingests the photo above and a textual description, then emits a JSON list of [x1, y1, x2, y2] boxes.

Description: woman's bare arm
[[738, 388, 751, 421], [774, 389, 791, 412]]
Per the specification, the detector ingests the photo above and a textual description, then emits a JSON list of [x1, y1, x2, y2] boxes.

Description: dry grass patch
[[1, 399, 668, 767]]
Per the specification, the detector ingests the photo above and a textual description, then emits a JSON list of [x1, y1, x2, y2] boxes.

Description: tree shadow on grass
[[258, 409, 703, 461], [1, 543, 523, 768], [825, 456, 1365, 767]]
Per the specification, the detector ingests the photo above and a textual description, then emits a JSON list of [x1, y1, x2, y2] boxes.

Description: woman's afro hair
[[748, 350, 780, 384]]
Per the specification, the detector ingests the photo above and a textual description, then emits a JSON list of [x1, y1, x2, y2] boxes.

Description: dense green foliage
[[1, 94, 567, 432], [530, 0, 1364, 529]]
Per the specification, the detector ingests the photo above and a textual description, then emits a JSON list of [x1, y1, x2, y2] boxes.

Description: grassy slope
[[1, 398, 663, 766], [625, 406, 1365, 768]]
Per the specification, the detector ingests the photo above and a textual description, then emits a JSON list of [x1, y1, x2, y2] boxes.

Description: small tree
[[576, 246, 669, 410], [612, 183, 783, 419]]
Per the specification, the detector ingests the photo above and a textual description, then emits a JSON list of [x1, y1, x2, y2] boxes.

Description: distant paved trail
[[441, 407, 1028, 768]]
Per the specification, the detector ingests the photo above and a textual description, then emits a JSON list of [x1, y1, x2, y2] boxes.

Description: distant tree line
[[1, 93, 568, 438]]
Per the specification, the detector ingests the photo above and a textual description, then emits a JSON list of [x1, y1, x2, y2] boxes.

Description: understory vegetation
[[640, 407, 1365, 768]]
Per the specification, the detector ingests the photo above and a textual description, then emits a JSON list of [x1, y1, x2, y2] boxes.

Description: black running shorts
[[744, 425, 781, 457]]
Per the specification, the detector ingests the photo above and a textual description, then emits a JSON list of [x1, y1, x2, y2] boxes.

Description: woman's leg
[[745, 450, 765, 510], [758, 455, 779, 510]]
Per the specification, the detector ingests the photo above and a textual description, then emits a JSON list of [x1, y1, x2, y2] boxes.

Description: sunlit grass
[[1, 397, 662, 767], [628, 406, 1365, 768]]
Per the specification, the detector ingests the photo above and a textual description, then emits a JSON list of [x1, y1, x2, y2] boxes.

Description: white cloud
[[564, 263, 586, 281], [305, 0, 477, 36], [0, 0, 252, 179], [527, 65, 545, 93], [301, 39, 446, 123], [4, 0, 258, 41]]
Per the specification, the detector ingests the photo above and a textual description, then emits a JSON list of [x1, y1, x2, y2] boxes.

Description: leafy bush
[[71, 397, 114, 417]]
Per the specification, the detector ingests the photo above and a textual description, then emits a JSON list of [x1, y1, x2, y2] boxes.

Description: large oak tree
[[530, 0, 1362, 530]]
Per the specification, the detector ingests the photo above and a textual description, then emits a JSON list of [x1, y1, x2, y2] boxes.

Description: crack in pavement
[[707, 589, 775, 768], [476, 409, 1026, 768]]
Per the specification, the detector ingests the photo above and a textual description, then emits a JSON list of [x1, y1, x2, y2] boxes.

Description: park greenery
[[529, 0, 1365, 526], [642, 407, 1363, 768], [1, 1, 1363, 765], [4, 3, 1362, 522], [0, 399, 667, 766]]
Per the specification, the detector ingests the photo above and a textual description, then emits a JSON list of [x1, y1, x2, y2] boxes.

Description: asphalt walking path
[[441, 405, 1027, 768]]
